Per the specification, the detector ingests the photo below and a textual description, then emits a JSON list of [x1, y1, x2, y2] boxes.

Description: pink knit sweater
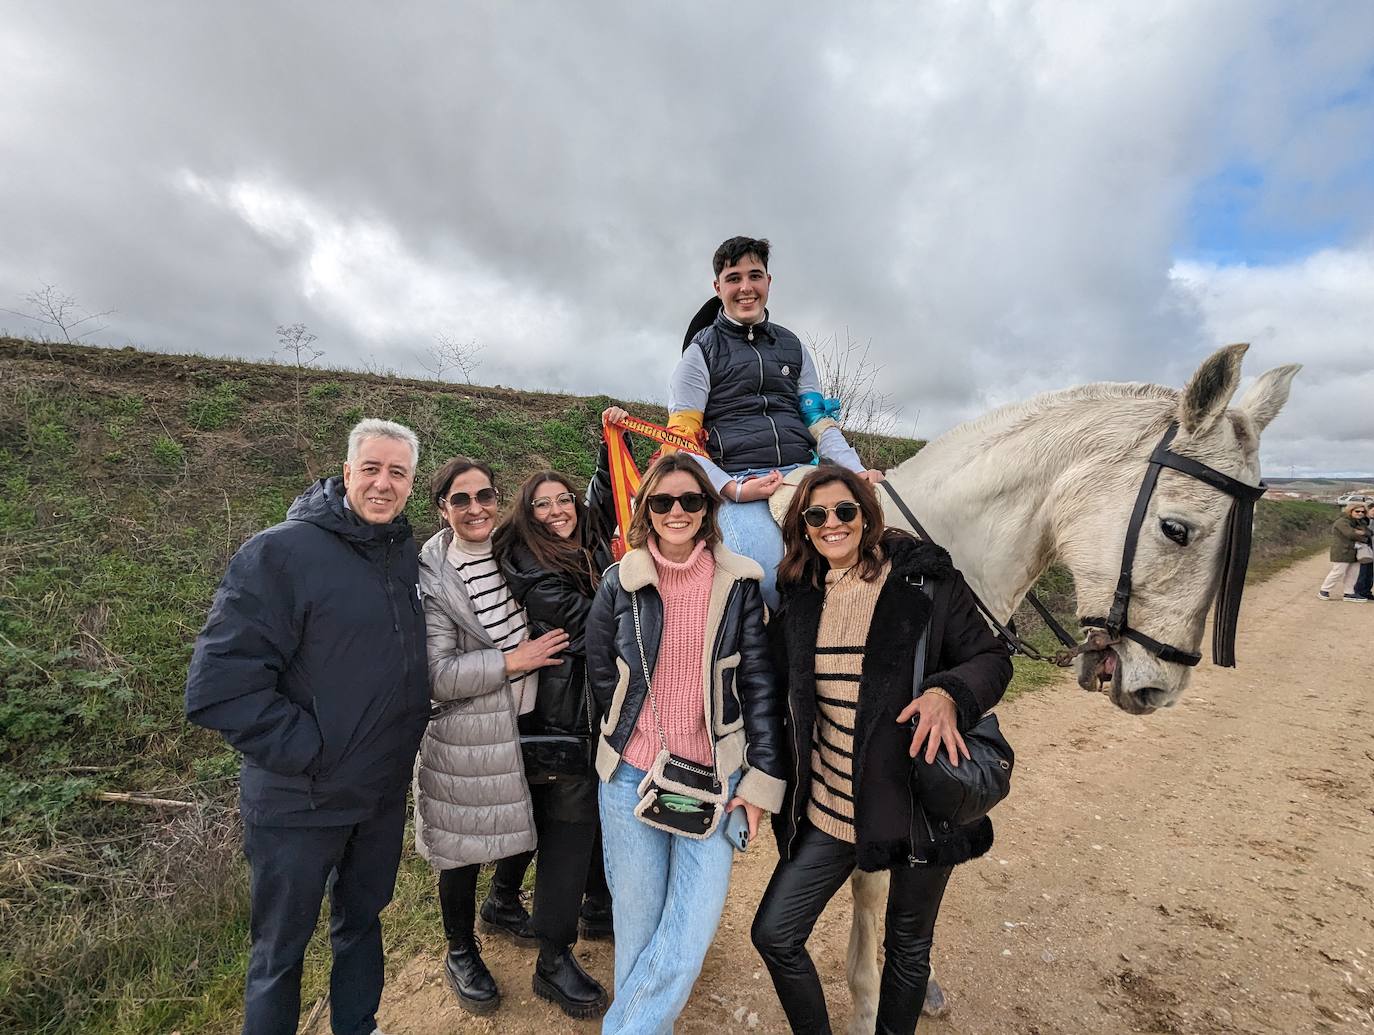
[[622, 539, 716, 770]]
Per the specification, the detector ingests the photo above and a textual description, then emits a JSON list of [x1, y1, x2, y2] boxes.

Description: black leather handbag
[[909, 580, 1014, 826], [519, 734, 591, 784]]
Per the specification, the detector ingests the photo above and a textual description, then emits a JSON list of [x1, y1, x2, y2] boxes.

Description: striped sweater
[[446, 535, 537, 714], [806, 561, 888, 843]]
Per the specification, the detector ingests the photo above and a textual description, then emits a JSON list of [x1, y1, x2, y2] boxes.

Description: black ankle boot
[[578, 895, 614, 942], [479, 892, 538, 947], [444, 937, 500, 1015], [532, 945, 608, 1019]]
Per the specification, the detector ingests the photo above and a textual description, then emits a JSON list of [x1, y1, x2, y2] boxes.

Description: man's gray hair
[[347, 418, 420, 470]]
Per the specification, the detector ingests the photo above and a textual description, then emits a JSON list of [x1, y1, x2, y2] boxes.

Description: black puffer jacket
[[185, 477, 429, 826], [585, 543, 788, 813], [498, 442, 617, 737], [770, 533, 1013, 870], [501, 538, 613, 737], [693, 309, 813, 472]]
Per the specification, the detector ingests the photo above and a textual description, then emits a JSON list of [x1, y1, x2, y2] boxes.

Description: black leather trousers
[[752, 823, 952, 1035]]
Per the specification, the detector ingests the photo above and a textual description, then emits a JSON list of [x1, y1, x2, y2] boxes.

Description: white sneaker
[[1343, 594, 1368, 602]]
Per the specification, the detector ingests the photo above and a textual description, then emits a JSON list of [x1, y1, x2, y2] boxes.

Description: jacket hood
[[287, 476, 413, 545], [419, 525, 456, 575], [881, 531, 956, 581], [616, 541, 764, 592]]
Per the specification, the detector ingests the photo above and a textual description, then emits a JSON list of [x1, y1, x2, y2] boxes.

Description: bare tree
[[276, 322, 323, 368], [419, 333, 483, 383], [276, 323, 324, 451], [2, 283, 115, 349], [806, 329, 901, 436]]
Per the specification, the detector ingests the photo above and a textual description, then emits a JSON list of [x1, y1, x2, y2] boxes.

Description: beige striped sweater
[[806, 561, 889, 842]]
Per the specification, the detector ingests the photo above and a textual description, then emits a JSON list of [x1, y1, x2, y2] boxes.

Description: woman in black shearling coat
[[752, 465, 1012, 1035]]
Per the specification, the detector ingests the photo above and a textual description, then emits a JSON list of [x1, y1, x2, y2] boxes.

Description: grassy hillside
[[0, 337, 1334, 1034], [0, 337, 924, 1035]]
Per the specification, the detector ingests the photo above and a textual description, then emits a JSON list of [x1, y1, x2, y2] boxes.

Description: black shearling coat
[[770, 532, 1013, 870]]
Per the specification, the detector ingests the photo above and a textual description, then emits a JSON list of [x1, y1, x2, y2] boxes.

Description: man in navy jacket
[[186, 418, 430, 1035]]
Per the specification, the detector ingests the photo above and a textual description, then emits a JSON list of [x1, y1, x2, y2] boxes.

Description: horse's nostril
[[1134, 686, 1172, 709]]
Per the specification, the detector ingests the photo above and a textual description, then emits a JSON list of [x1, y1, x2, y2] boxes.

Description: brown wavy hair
[[625, 453, 722, 551], [492, 471, 600, 593], [776, 465, 888, 589]]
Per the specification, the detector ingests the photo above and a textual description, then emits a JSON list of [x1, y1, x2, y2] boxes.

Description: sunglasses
[[445, 487, 499, 509], [802, 501, 861, 527], [645, 492, 708, 515], [532, 492, 576, 513]]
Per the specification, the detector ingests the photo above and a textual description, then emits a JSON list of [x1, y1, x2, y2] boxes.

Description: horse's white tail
[[845, 870, 888, 1035]]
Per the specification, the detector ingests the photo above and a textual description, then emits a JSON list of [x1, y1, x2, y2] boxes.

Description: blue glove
[[799, 391, 842, 426]]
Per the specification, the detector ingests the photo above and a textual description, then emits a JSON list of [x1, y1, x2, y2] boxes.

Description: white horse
[[830, 344, 1299, 1034]]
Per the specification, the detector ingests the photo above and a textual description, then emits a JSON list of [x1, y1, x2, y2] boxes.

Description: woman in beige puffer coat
[[414, 455, 569, 1016]]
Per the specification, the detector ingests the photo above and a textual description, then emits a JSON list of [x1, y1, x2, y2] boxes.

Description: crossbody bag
[[628, 590, 728, 839], [909, 578, 1015, 828]]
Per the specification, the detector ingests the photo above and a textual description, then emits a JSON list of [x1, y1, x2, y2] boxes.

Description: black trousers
[[752, 823, 953, 1035], [241, 797, 406, 1035], [438, 777, 597, 953]]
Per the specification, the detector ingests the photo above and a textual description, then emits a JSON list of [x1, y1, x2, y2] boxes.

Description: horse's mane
[[939, 381, 1178, 450]]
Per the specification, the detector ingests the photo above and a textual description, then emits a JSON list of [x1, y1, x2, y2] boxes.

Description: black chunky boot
[[479, 891, 538, 947], [532, 945, 608, 1019], [578, 894, 614, 942], [445, 937, 500, 1015]]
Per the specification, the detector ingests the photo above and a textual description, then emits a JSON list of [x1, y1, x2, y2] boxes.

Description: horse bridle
[[1078, 422, 1266, 669], [879, 420, 1266, 670]]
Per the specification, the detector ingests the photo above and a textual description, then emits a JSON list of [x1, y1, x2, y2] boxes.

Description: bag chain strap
[[629, 588, 719, 782], [630, 590, 671, 755]]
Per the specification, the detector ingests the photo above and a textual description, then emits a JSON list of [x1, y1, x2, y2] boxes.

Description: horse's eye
[[1160, 519, 1190, 546]]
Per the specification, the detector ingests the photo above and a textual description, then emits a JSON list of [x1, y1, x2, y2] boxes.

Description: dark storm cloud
[[1, 2, 1371, 474]]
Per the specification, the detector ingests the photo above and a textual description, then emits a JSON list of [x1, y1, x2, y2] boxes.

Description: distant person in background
[[1353, 502, 1373, 601], [186, 418, 430, 1035], [666, 235, 883, 609], [1318, 501, 1371, 601]]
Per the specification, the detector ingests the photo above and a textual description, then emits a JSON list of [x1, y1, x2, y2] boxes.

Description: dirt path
[[376, 553, 1373, 1034]]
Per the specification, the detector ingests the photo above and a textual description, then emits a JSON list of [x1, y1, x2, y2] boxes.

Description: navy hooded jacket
[[185, 477, 429, 826]]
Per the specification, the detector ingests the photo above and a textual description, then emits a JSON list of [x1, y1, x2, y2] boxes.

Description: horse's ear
[[1178, 343, 1248, 435], [1235, 364, 1301, 433]]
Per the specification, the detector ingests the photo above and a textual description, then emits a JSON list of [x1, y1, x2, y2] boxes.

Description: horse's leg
[[845, 869, 888, 1035]]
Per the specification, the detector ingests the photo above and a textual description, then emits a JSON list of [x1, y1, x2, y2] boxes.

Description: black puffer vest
[[693, 310, 813, 472]]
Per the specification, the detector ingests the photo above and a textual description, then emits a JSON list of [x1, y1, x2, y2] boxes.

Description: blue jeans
[[717, 464, 804, 611], [599, 763, 740, 1035]]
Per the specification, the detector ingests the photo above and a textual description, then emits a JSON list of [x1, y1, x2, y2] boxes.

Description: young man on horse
[[666, 235, 882, 608]]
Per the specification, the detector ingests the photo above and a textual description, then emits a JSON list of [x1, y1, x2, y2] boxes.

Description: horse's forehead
[[1183, 410, 1262, 480]]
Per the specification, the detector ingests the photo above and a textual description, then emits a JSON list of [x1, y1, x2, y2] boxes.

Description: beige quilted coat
[[412, 528, 537, 870]]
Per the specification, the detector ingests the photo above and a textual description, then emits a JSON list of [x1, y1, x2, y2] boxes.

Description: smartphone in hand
[[725, 804, 750, 852]]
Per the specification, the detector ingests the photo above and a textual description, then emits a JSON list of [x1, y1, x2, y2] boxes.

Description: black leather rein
[[1078, 422, 1266, 669]]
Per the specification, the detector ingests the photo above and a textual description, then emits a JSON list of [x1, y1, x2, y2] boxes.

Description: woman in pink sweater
[[586, 453, 785, 1034]]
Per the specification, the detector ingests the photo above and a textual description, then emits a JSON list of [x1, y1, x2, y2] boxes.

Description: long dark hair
[[493, 470, 600, 592], [776, 465, 889, 589], [625, 453, 723, 551]]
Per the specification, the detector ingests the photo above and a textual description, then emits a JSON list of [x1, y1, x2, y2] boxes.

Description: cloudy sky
[[2, 2, 1372, 475]]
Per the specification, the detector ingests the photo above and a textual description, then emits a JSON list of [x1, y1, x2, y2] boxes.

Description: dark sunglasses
[[445, 487, 499, 509], [802, 501, 861, 527], [645, 492, 708, 515]]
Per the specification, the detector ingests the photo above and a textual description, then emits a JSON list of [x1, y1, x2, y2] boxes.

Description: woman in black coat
[[488, 408, 625, 1016], [752, 465, 1013, 1035]]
